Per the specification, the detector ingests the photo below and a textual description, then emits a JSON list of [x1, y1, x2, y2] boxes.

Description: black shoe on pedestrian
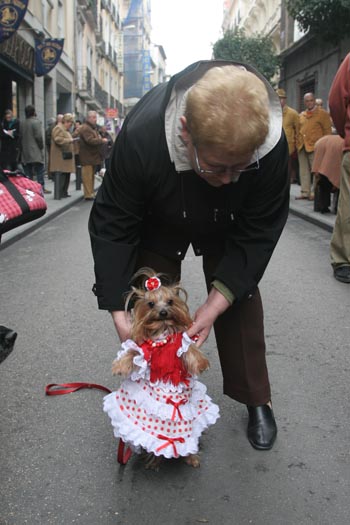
[[62, 194, 71, 198], [333, 266, 350, 283], [247, 404, 277, 450]]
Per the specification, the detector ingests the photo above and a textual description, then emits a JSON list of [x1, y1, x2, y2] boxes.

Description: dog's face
[[131, 285, 193, 342]]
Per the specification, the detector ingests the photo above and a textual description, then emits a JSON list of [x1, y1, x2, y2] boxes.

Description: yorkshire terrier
[[103, 268, 219, 470]]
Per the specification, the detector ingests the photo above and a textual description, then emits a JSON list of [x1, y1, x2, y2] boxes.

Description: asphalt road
[[0, 203, 349, 525]]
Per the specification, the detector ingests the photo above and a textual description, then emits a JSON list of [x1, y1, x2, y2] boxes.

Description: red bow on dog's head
[[145, 276, 161, 292]]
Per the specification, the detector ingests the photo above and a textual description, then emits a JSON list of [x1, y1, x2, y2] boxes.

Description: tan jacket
[[298, 107, 332, 152], [49, 123, 75, 173], [282, 105, 300, 155]]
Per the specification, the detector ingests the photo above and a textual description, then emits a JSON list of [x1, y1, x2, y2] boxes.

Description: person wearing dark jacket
[[89, 61, 290, 451], [0, 109, 20, 170]]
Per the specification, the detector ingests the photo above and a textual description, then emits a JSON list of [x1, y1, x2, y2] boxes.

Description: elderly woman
[[49, 113, 75, 198]]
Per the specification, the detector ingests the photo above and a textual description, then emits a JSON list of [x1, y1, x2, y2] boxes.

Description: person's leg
[[203, 252, 277, 450], [202, 258, 270, 405], [297, 148, 311, 198], [81, 165, 95, 199], [318, 174, 332, 212], [23, 163, 33, 180], [63, 172, 70, 196], [307, 151, 315, 198], [33, 162, 45, 188], [330, 152, 350, 282]]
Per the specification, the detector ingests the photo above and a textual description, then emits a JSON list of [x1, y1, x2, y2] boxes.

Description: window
[[299, 79, 316, 111]]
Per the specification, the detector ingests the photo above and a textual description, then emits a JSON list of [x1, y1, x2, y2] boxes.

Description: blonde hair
[[185, 66, 270, 156], [62, 113, 74, 123]]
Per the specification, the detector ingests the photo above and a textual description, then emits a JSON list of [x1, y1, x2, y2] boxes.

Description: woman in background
[[49, 113, 75, 198]]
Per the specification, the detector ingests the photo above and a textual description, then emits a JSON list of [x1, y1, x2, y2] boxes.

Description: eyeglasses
[[193, 145, 260, 179]]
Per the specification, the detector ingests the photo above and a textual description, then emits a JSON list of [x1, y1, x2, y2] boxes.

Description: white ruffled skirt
[[104, 377, 220, 458]]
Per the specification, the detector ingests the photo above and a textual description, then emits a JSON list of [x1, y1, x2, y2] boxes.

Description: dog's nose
[[159, 309, 168, 318]]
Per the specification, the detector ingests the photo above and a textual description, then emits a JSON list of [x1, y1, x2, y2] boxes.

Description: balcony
[[78, 0, 98, 29], [76, 67, 93, 100], [95, 80, 109, 109]]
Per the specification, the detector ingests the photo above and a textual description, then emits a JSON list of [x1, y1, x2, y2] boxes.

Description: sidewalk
[[1, 177, 336, 251], [289, 182, 336, 233], [0, 174, 90, 251]]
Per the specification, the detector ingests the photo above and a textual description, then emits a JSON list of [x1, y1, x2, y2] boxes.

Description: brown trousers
[[136, 249, 271, 406], [81, 165, 95, 199]]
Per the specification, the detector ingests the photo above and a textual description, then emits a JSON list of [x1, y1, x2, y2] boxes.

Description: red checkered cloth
[[0, 172, 47, 234]]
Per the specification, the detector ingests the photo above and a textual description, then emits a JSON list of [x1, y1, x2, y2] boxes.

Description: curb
[[289, 205, 334, 233]]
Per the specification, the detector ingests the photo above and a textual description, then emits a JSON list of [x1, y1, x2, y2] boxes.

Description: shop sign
[[105, 108, 118, 118], [0, 30, 34, 74], [35, 38, 64, 77], [0, 0, 29, 44]]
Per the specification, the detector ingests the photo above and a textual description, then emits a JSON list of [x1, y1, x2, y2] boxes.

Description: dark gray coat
[[20, 116, 44, 164]]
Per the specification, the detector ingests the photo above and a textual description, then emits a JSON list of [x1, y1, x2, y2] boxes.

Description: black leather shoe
[[334, 266, 350, 283], [247, 405, 277, 450]]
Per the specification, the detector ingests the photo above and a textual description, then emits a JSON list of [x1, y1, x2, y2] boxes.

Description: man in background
[[277, 88, 300, 183], [297, 92, 332, 200], [328, 53, 350, 283], [79, 111, 107, 200], [21, 105, 51, 194]]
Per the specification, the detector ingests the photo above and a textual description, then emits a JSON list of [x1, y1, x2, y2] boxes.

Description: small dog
[[0, 326, 17, 365], [103, 268, 219, 469]]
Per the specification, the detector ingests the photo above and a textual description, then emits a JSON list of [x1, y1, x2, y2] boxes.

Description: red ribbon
[[45, 382, 112, 395], [166, 397, 187, 421], [117, 439, 133, 465], [156, 434, 185, 457]]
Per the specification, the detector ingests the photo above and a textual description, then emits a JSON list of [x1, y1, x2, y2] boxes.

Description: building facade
[[279, 1, 350, 112], [223, 0, 281, 52], [0, 0, 75, 129], [0, 0, 165, 139]]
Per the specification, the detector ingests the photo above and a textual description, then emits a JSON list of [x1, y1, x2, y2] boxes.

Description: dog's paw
[[143, 453, 163, 471], [112, 350, 139, 376], [183, 345, 210, 375], [183, 454, 200, 468]]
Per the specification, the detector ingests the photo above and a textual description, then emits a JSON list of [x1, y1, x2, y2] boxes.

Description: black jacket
[[89, 62, 290, 311]]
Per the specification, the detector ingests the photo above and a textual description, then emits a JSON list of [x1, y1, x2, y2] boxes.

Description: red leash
[[45, 382, 133, 464], [45, 382, 112, 395]]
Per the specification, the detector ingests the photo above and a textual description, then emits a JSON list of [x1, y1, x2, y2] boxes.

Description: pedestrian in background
[[328, 52, 350, 284], [276, 88, 300, 184], [99, 124, 113, 172], [20, 105, 51, 194], [49, 113, 75, 198], [89, 61, 290, 451], [0, 109, 20, 171], [296, 92, 332, 200], [79, 111, 107, 201], [312, 133, 343, 214], [45, 117, 56, 180], [72, 119, 82, 188]]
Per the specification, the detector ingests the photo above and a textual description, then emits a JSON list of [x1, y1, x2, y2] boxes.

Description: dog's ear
[[124, 286, 145, 311], [172, 284, 188, 303]]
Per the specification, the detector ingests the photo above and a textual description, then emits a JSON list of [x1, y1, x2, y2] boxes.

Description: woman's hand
[[187, 287, 231, 347], [110, 310, 132, 342]]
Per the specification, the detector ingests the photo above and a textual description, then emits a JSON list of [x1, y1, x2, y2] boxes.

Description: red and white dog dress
[[103, 332, 220, 458]]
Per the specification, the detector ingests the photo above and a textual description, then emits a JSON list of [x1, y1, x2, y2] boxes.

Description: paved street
[[1, 203, 350, 525]]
